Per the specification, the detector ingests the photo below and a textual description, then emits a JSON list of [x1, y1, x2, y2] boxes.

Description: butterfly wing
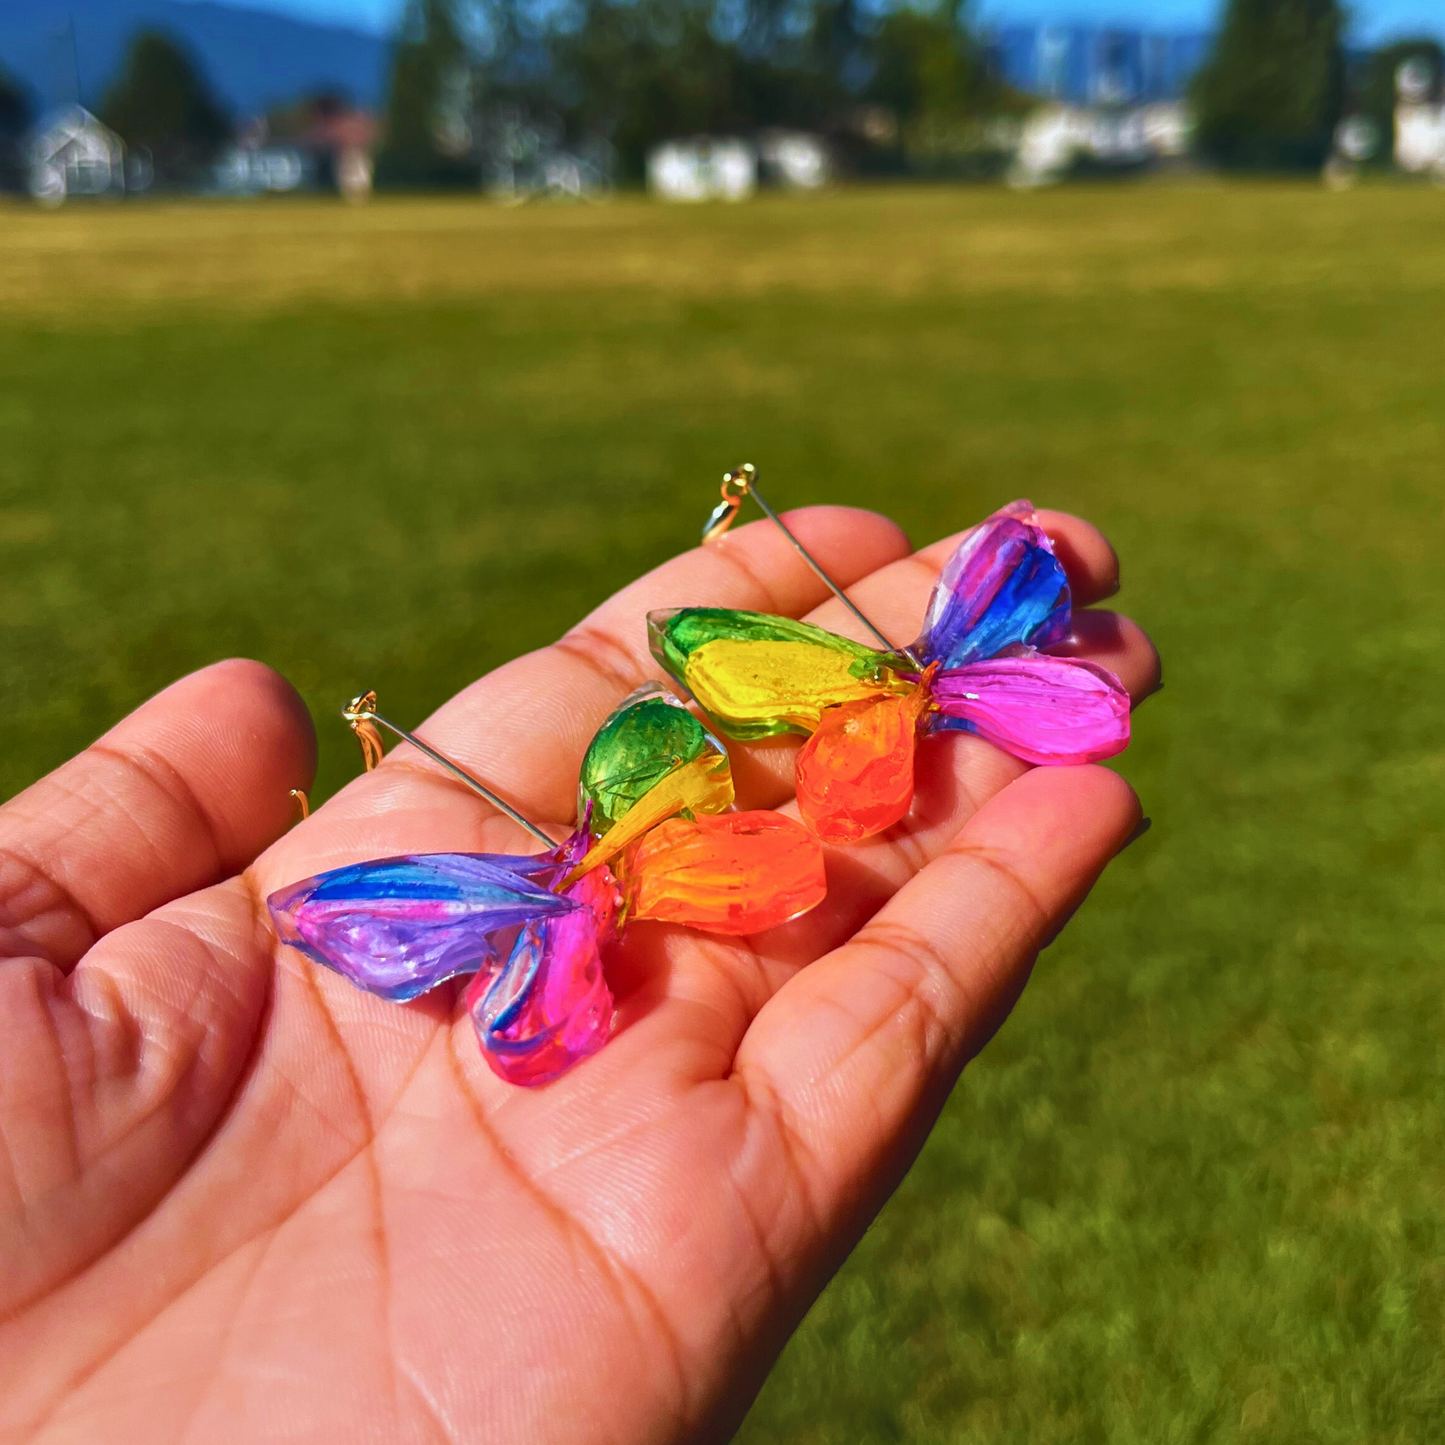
[[466, 864, 620, 1087], [648, 608, 904, 739], [931, 654, 1130, 764], [569, 683, 736, 877], [268, 851, 578, 1001], [619, 811, 827, 935], [794, 688, 931, 843], [577, 681, 732, 830], [913, 500, 1072, 670]]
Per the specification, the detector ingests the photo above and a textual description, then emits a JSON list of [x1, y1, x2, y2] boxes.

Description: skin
[[0, 505, 1160, 1445]]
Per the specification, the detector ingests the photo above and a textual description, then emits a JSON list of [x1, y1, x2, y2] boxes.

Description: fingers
[[0, 660, 316, 972], [600, 731, 1028, 1045], [736, 764, 1140, 1229], [1047, 609, 1161, 703], [725, 513, 1156, 810], [1035, 509, 1119, 606], [0, 880, 273, 1317]]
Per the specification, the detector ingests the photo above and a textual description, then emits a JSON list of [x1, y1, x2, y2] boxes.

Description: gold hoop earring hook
[[342, 690, 554, 848], [698, 462, 922, 669], [701, 463, 755, 543]]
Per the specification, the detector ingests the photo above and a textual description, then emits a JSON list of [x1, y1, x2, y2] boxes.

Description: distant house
[[212, 142, 308, 197], [28, 106, 129, 204], [303, 99, 377, 201], [757, 131, 831, 190], [217, 99, 379, 201], [1007, 101, 1191, 186], [648, 139, 757, 202], [1394, 58, 1445, 176]]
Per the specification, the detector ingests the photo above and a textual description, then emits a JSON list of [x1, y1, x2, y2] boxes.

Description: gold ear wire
[[344, 690, 387, 772], [339, 689, 554, 848], [698, 462, 922, 669], [289, 789, 310, 822], [701, 464, 755, 543]]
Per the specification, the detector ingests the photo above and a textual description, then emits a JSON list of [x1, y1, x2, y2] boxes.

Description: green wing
[[577, 683, 731, 832], [647, 608, 905, 740]]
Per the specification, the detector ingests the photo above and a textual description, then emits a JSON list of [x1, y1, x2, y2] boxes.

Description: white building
[[213, 145, 307, 196], [647, 138, 756, 202], [1394, 57, 1445, 176], [1007, 101, 1190, 187], [28, 107, 127, 205], [758, 130, 831, 189]]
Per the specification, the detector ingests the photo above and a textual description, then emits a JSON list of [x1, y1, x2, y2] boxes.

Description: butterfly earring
[[268, 685, 827, 1086], [649, 465, 1131, 845]]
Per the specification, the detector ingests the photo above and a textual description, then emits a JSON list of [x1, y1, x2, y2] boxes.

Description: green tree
[[376, 0, 477, 188], [546, 0, 820, 181], [101, 31, 230, 183], [471, 0, 1008, 182], [866, 1, 1012, 169], [0, 63, 33, 192], [0, 63, 30, 139], [1192, 0, 1345, 169]]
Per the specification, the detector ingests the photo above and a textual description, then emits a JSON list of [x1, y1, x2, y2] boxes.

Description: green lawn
[[3, 184, 1443, 1442]]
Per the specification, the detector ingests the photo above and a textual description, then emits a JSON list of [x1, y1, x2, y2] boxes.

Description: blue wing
[[912, 500, 1071, 670], [268, 852, 579, 1001]]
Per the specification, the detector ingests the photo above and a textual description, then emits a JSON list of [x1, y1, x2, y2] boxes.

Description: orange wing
[[794, 688, 931, 844], [619, 812, 826, 934]]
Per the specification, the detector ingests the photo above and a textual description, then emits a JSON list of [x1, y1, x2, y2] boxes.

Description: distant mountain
[[0, 0, 390, 117]]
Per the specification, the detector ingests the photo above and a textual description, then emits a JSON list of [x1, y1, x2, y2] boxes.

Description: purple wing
[[268, 851, 578, 1002], [912, 500, 1071, 670], [466, 864, 620, 1087], [931, 654, 1130, 765]]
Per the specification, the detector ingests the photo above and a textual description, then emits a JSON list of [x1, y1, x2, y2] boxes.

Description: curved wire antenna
[[343, 691, 555, 849], [701, 464, 923, 671]]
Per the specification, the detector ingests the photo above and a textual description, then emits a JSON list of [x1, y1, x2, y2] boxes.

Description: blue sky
[[213, 0, 1445, 44]]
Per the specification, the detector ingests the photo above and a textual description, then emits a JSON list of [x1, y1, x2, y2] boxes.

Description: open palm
[[0, 505, 1157, 1444]]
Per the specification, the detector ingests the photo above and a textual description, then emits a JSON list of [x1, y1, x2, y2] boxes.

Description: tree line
[[384, 0, 1442, 181], [376, 0, 1018, 184], [1, 0, 1442, 190]]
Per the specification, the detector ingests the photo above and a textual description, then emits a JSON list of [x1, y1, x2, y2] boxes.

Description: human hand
[[0, 505, 1158, 1444]]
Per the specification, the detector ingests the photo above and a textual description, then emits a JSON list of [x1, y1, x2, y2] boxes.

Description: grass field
[[3, 184, 1444, 1442]]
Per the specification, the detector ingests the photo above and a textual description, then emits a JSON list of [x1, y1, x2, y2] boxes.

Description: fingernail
[[1118, 816, 1152, 853]]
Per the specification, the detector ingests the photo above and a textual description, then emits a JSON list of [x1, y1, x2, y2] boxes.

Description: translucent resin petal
[[267, 851, 577, 1001], [930, 654, 1131, 764], [568, 683, 735, 879], [620, 812, 827, 934], [577, 682, 725, 833], [467, 864, 621, 1087], [569, 749, 734, 881], [795, 689, 930, 843], [913, 500, 1071, 670], [649, 607, 901, 738]]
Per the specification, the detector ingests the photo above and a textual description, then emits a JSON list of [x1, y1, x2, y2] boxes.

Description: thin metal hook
[[342, 691, 556, 849], [289, 788, 310, 822], [702, 464, 923, 670]]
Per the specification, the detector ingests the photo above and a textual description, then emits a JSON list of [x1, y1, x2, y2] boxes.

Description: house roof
[[31, 106, 123, 166]]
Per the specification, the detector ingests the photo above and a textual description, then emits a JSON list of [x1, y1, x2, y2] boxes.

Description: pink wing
[[931, 654, 1130, 765], [465, 864, 620, 1088]]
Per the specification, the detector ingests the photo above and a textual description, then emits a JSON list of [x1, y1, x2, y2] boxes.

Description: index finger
[[1035, 509, 1120, 607]]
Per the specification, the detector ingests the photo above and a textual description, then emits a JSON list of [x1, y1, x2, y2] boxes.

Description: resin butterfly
[[649, 498, 1131, 844], [268, 685, 827, 1086]]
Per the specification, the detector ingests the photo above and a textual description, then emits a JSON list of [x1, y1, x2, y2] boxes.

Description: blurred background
[[2, 0, 1444, 1438]]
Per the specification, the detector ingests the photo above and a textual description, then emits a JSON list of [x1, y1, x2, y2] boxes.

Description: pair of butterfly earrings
[[270, 469, 1131, 1087]]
